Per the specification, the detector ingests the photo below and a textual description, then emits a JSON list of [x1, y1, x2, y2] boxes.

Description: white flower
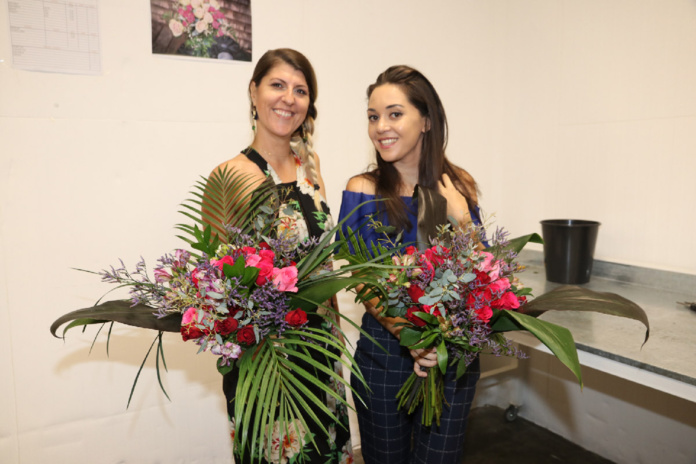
[[264, 420, 307, 464], [191, 0, 203, 7], [179, 0, 191, 6], [209, 0, 220, 8], [203, 12, 214, 24], [169, 19, 185, 37], [195, 18, 208, 33], [193, 6, 205, 19], [339, 443, 355, 464]]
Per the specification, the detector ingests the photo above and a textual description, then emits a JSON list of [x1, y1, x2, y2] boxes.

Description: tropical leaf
[[491, 309, 583, 385], [50, 300, 181, 337], [231, 328, 357, 462], [175, 166, 275, 251], [520, 285, 650, 344], [484, 233, 544, 255]]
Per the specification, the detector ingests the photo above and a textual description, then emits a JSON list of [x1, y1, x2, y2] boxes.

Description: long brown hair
[[249, 48, 320, 184], [365, 65, 479, 230]]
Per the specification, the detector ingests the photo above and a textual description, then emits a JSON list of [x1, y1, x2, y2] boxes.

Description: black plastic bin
[[540, 219, 600, 284]]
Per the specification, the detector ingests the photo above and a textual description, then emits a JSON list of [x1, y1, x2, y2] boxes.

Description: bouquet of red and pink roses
[[377, 221, 649, 427], [51, 169, 390, 461], [380, 224, 536, 425]]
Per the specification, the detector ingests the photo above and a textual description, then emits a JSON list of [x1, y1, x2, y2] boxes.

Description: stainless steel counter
[[509, 250, 696, 402]]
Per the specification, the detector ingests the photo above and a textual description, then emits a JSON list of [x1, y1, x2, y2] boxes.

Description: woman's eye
[[368, 114, 378, 122], [390, 112, 403, 119], [271, 82, 283, 89], [295, 88, 307, 96]]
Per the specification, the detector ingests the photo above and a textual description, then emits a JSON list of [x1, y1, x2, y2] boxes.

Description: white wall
[[2, 0, 696, 462]]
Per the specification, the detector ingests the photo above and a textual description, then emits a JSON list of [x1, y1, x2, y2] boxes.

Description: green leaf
[[400, 326, 423, 347], [496, 310, 583, 386], [436, 340, 448, 374], [520, 285, 650, 345], [50, 300, 182, 337]]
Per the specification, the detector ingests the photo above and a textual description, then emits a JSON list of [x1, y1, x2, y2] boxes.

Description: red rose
[[474, 270, 491, 285], [475, 305, 493, 323], [215, 317, 239, 336], [491, 291, 521, 310], [258, 242, 271, 250], [407, 285, 425, 305], [181, 324, 204, 341], [423, 246, 449, 266], [405, 246, 418, 256], [214, 255, 235, 272], [406, 306, 427, 327], [255, 249, 276, 285], [285, 308, 308, 327], [237, 325, 256, 345]]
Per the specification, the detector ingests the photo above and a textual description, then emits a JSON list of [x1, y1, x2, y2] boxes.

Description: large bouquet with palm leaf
[[51, 168, 390, 463], [338, 187, 651, 428]]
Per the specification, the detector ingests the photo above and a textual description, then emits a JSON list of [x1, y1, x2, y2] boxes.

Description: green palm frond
[[232, 327, 357, 462], [175, 166, 275, 254]]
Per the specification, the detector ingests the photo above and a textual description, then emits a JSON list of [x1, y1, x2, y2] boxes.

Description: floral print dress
[[224, 147, 353, 464]]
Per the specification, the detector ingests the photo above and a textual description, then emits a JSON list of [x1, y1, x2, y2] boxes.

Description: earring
[[251, 106, 258, 131]]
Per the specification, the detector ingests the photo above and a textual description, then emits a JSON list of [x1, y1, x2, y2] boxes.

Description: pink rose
[[272, 266, 298, 292], [181, 307, 204, 341], [488, 277, 511, 294], [181, 307, 198, 325], [476, 251, 501, 280]]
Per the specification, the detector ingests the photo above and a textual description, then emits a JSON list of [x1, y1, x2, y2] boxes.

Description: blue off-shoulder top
[[337, 190, 485, 251]]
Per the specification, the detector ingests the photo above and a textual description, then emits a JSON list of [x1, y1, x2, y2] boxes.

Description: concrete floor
[[461, 406, 614, 464], [349, 405, 614, 463]]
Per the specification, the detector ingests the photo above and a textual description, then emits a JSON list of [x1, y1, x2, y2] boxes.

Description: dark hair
[[249, 48, 318, 128], [364, 65, 478, 230]]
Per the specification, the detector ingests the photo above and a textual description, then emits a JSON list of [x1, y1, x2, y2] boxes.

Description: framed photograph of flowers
[[151, 0, 252, 61]]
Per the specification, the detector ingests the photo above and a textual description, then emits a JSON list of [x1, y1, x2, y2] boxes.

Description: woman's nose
[[282, 90, 295, 105], [377, 118, 389, 132]]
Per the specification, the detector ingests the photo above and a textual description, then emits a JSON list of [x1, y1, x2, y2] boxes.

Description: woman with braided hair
[[209, 48, 352, 464]]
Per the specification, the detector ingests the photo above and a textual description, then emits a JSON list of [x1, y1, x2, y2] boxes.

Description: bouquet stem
[[395, 369, 445, 426]]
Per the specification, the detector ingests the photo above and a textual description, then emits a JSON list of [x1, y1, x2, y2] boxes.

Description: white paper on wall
[[7, 0, 102, 75]]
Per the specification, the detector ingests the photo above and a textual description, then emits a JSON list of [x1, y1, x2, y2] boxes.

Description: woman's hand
[[410, 347, 437, 378], [438, 173, 472, 226]]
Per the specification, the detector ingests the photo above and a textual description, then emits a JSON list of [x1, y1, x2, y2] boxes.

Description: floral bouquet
[[165, 0, 235, 57], [51, 169, 391, 462], [343, 210, 650, 427]]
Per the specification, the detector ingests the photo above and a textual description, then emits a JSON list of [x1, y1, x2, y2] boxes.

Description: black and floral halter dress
[[223, 147, 353, 464]]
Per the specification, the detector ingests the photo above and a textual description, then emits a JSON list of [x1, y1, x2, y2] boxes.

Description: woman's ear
[[249, 82, 258, 106], [423, 117, 431, 133]]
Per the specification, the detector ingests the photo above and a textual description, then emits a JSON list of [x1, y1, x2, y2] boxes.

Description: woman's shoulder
[[345, 173, 376, 195]]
